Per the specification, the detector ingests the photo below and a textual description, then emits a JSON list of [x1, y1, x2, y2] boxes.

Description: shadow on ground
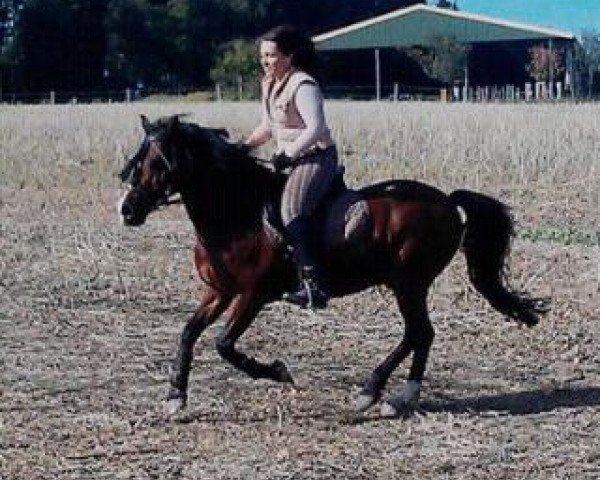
[[421, 386, 600, 415]]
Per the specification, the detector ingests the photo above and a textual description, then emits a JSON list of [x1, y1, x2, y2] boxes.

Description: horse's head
[[119, 114, 276, 232], [118, 114, 185, 226]]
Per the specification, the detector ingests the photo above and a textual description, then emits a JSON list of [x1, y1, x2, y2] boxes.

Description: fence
[[321, 81, 571, 102], [214, 81, 573, 103], [446, 81, 567, 102], [0, 81, 580, 105], [0, 88, 140, 104]]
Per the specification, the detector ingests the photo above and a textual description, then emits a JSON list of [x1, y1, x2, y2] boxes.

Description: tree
[[12, 0, 108, 92], [580, 30, 600, 98], [209, 39, 261, 94], [526, 44, 564, 83], [209, 39, 262, 99], [407, 35, 470, 85], [5, 0, 431, 94], [435, 0, 458, 10]]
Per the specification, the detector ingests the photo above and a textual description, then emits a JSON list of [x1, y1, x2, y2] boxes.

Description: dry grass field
[[1, 101, 598, 479]]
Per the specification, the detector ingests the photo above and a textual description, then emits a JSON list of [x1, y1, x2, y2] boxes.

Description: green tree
[[435, 0, 458, 10], [407, 35, 470, 85], [105, 0, 184, 88], [580, 30, 600, 97], [12, 0, 108, 92], [210, 39, 261, 98], [6, 0, 430, 93]]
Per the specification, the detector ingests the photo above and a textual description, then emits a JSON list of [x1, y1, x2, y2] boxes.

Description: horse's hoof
[[271, 360, 294, 384], [164, 397, 186, 417], [164, 388, 187, 417], [380, 401, 403, 418], [381, 381, 421, 417], [353, 393, 378, 413], [380, 397, 417, 418]]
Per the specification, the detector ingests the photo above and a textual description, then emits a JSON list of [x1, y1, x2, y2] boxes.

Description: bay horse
[[118, 114, 547, 417]]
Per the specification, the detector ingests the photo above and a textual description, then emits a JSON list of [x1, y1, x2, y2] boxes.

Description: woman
[[245, 25, 338, 310]]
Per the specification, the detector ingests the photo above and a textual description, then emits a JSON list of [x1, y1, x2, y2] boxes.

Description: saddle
[[264, 166, 372, 252]]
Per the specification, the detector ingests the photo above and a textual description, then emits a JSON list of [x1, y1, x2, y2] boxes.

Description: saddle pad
[[323, 190, 371, 248], [262, 190, 371, 249]]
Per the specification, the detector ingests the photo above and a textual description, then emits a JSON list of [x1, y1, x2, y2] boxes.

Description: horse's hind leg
[[215, 292, 294, 383], [165, 287, 230, 416], [354, 287, 433, 415], [354, 331, 412, 413], [380, 288, 434, 417]]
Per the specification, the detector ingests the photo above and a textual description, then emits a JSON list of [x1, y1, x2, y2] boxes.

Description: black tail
[[449, 189, 549, 326]]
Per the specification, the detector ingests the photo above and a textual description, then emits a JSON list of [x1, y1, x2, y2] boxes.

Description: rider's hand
[[271, 152, 293, 173]]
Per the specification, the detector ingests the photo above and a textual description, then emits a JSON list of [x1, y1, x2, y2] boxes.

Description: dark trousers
[[280, 146, 338, 269]]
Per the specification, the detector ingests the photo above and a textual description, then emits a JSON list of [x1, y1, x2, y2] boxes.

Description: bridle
[[146, 135, 175, 174], [120, 134, 182, 208], [148, 136, 183, 207]]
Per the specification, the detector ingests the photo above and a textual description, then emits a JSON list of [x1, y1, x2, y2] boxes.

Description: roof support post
[[375, 48, 381, 101], [463, 50, 470, 102], [565, 41, 576, 99], [548, 38, 554, 99]]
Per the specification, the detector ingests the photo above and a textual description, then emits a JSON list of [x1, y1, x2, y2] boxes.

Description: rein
[[147, 136, 175, 172]]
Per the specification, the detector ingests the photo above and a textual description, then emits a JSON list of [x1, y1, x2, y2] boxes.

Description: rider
[[244, 25, 338, 309]]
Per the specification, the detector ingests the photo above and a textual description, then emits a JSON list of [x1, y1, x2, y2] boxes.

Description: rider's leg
[[280, 149, 337, 309]]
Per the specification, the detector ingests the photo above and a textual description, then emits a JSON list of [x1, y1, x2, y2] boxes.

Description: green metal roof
[[313, 4, 575, 50]]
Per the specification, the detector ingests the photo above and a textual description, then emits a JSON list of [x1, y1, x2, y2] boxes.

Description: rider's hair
[[260, 25, 318, 78]]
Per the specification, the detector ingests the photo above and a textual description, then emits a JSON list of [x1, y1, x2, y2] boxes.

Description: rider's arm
[[245, 100, 272, 147], [283, 82, 326, 159]]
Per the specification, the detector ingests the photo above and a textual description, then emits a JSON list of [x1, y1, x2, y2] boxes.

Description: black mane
[[172, 120, 285, 248]]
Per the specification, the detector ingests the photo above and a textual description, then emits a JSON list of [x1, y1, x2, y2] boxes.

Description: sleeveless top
[[262, 71, 334, 158]]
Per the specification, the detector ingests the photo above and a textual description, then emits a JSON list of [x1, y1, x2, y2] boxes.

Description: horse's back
[[359, 179, 450, 204], [322, 178, 454, 249]]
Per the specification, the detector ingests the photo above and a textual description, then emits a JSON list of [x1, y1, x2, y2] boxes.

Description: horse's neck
[[178, 157, 271, 251]]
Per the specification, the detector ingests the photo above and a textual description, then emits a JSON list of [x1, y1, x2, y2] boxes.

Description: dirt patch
[[1, 187, 598, 479]]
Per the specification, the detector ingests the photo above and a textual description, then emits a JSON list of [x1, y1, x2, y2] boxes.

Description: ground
[[0, 102, 598, 479]]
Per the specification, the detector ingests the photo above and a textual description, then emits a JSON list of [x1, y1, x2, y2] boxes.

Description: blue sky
[[457, 0, 600, 36]]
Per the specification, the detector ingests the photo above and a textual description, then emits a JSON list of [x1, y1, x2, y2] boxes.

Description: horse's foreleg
[[215, 293, 293, 383], [166, 288, 230, 415]]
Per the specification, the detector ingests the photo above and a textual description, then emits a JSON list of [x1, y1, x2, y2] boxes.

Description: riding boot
[[282, 217, 329, 309], [283, 265, 329, 309]]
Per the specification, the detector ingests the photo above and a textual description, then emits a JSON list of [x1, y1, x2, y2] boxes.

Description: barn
[[312, 4, 577, 100]]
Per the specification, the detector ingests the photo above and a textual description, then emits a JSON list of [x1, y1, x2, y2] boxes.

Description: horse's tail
[[449, 189, 548, 326]]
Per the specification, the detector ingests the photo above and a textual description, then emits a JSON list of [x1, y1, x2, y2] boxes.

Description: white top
[[283, 82, 328, 158], [245, 73, 333, 159]]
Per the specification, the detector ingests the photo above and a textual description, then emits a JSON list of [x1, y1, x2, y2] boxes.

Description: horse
[[118, 114, 548, 417]]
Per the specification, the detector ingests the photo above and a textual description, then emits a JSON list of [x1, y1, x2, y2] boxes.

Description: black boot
[[282, 217, 328, 310], [283, 266, 329, 309]]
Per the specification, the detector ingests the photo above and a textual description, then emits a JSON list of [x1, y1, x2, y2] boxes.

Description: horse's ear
[[212, 128, 229, 139], [140, 114, 151, 133], [166, 114, 180, 133]]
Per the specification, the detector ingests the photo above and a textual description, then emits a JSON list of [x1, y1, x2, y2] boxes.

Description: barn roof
[[313, 4, 575, 50]]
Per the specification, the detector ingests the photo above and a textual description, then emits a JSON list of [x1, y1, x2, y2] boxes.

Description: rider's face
[[260, 40, 292, 80]]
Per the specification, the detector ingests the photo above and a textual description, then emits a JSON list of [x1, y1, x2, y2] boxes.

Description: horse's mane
[[175, 121, 274, 180], [170, 119, 285, 247]]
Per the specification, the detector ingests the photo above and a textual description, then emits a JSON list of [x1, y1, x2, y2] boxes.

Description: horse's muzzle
[[119, 189, 152, 226]]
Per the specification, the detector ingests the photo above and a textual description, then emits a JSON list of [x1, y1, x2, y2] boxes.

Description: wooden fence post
[[525, 83, 533, 101], [237, 76, 243, 101]]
